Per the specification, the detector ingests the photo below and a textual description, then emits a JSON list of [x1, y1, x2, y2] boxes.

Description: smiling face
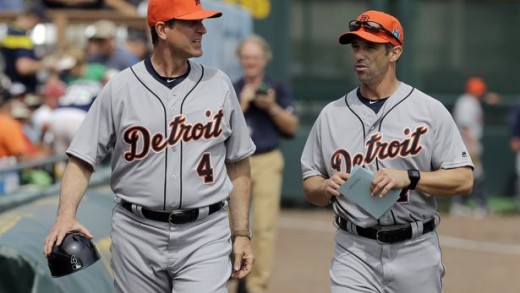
[[237, 40, 269, 80], [166, 19, 207, 59], [350, 37, 400, 86]]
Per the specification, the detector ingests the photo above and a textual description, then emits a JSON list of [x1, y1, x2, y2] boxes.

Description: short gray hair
[[236, 34, 273, 61]]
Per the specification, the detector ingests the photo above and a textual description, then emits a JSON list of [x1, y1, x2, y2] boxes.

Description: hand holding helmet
[[47, 232, 101, 277]]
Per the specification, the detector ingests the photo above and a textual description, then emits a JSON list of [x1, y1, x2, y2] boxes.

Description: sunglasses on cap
[[348, 20, 402, 45]]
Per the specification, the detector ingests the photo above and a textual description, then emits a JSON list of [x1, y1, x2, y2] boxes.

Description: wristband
[[232, 230, 252, 241]]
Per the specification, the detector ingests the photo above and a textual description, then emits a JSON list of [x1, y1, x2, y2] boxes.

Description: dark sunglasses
[[348, 20, 402, 45]]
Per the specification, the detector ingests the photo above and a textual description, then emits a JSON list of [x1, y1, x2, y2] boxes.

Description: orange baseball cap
[[339, 10, 404, 47], [465, 77, 487, 96], [147, 0, 222, 27]]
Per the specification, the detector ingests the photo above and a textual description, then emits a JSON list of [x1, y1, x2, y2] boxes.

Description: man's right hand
[[324, 172, 350, 199], [43, 216, 93, 257]]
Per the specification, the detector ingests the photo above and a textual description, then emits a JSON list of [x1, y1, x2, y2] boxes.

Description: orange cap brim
[[174, 10, 222, 20], [339, 30, 400, 47]]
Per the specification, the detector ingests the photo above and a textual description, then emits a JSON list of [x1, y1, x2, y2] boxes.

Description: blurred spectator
[[47, 79, 100, 155], [46, 79, 100, 177], [9, 91, 53, 188], [234, 35, 299, 293], [509, 99, 520, 214], [32, 79, 66, 145], [450, 77, 499, 218], [119, 1, 150, 61], [56, 46, 107, 84], [21, 92, 44, 143], [85, 19, 140, 71], [8, 82, 40, 143], [125, 29, 150, 60], [6, 82, 39, 143], [0, 85, 47, 161], [0, 4, 55, 93], [11, 98, 50, 157], [0, 86, 27, 159]]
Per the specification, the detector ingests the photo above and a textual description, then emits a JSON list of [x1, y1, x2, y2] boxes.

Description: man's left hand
[[231, 237, 254, 279]]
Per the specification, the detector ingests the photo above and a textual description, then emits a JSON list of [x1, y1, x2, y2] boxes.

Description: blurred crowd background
[[0, 0, 519, 211]]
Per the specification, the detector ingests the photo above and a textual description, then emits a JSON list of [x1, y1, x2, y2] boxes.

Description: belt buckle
[[168, 210, 186, 224], [375, 230, 386, 244]]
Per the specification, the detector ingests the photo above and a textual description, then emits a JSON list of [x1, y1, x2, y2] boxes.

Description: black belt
[[336, 216, 436, 244], [121, 201, 225, 224]]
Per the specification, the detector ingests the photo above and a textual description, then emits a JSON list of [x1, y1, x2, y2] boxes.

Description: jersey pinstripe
[[67, 60, 255, 210], [301, 82, 473, 227]]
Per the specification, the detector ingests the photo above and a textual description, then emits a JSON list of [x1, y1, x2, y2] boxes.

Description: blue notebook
[[338, 165, 401, 219]]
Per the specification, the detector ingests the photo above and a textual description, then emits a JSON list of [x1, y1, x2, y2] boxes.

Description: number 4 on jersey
[[197, 153, 214, 183]]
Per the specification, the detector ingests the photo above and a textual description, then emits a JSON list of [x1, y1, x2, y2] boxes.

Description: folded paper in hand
[[338, 165, 401, 219]]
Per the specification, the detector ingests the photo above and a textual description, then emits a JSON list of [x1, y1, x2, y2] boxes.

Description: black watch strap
[[408, 169, 420, 190]]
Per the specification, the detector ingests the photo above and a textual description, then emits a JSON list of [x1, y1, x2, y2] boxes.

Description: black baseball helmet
[[47, 232, 101, 277]]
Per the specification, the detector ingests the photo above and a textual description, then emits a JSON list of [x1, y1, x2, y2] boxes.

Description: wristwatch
[[232, 230, 252, 241], [408, 169, 421, 190]]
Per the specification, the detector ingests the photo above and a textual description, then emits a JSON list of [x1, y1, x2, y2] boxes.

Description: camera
[[255, 82, 269, 95]]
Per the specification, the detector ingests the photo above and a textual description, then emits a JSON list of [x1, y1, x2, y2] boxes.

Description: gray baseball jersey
[[67, 60, 255, 210], [301, 82, 473, 227]]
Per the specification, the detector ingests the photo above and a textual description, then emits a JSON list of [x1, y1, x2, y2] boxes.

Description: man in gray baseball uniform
[[43, 0, 256, 292], [301, 10, 474, 293]]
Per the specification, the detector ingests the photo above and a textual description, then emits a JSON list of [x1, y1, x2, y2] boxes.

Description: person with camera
[[233, 35, 298, 293]]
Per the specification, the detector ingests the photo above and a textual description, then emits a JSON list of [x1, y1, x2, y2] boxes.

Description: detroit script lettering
[[123, 109, 224, 161], [331, 126, 428, 172]]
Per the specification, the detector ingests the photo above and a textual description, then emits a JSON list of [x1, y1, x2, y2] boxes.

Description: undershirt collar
[[144, 57, 190, 89], [356, 88, 389, 114]]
